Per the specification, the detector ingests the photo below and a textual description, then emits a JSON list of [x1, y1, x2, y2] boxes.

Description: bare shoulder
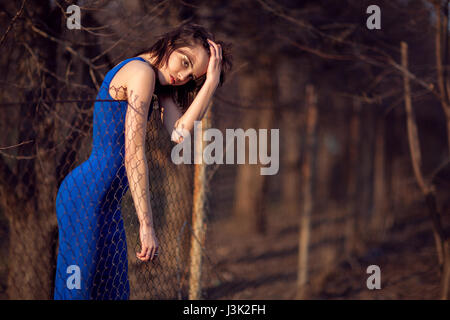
[[123, 60, 155, 81], [109, 60, 155, 100]]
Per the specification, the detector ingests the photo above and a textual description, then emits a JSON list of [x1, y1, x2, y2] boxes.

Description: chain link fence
[[0, 79, 224, 299]]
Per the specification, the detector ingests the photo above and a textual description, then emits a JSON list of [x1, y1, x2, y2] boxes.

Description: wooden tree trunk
[[360, 106, 375, 236], [232, 55, 277, 234], [402, 41, 450, 299], [253, 72, 276, 234], [232, 75, 253, 226], [2, 1, 62, 299], [6, 205, 57, 299], [434, 1, 450, 154], [2, 93, 58, 300], [281, 109, 302, 214], [253, 105, 273, 235], [345, 98, 361, 255], [371, 115, 390, 237], [296, 84, 318, 299], [279, 59, 306, 216]]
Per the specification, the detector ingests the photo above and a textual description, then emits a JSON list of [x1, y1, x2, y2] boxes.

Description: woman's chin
[[163, 78, 172, 86], [156, 74, 168, 86]]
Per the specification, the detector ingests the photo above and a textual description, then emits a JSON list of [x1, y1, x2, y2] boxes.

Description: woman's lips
[[170, 75, 175, 85]]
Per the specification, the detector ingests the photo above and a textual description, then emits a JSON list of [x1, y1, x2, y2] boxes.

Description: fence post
[[296, 84, 318, 299], [188, 103, 212, 300]]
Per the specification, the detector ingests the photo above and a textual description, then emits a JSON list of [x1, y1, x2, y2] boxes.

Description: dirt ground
[[204, 201, 442, 300], [0, 199, 442, 300]]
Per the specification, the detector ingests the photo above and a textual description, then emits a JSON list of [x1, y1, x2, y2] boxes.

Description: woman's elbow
[[170, 128, 186, 144]]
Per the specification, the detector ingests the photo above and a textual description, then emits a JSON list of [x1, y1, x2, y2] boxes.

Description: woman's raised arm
[[159, 40, 222, 144]]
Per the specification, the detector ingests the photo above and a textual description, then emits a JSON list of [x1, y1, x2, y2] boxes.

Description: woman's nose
[[178, 71, 188, 82]]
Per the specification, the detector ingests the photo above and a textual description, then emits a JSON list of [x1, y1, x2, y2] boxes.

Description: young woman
[[54, 23, 232, 300]]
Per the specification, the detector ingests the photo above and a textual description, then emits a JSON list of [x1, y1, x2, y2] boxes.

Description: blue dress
[[54, 57, 153, 300]]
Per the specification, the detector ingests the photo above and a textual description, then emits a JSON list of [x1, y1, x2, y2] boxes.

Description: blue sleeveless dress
[[54, 57, 153, 300]]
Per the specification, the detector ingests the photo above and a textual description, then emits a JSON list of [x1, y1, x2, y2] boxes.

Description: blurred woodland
[[1, 0, 450, 299]]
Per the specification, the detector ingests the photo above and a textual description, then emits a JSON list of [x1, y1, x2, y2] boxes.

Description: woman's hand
[[136, 224, 159, 262], [206, 39, 222, 86]]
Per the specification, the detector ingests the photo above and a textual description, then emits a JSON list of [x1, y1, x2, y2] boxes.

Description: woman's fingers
[[137, 246, 148, 261], [211, 40, 221, 60], [137, 246, 160, 262], [139, 247, 147, 258], [208, 39, 219, 59], [207, 40, 222, 73], [150, 247, 155, 261], [210, 45, 217, 60], [207, 39, 213, 54], [136, 247, 143, 257], [151, 244, 160, 261]]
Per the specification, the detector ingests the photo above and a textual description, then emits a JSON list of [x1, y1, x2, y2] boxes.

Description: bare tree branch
[[0, 0, 27, 47], [28, 22, 105, 77]]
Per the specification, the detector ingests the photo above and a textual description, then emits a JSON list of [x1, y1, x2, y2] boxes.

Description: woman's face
[[158, 43, 209, 86]]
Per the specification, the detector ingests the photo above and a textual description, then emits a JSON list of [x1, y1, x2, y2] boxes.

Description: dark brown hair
[[135, 23, 232, 112]]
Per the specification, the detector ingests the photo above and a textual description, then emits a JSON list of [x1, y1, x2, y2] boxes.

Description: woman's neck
[[136, 53, 163, 89], [137, 53, 157, 66]]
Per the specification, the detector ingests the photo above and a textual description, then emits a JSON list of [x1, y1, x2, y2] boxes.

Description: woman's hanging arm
[[123, 63, 159, 261], [124, 65, 155, 227]]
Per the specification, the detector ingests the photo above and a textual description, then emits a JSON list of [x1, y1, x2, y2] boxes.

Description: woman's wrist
[[204, 76, 219, 89], [140, 223, 155, 235], [139, 217, 154, 229]]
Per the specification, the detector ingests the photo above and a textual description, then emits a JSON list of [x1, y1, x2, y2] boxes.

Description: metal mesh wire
[[125, 97, 195, 299], [0, 71, 222, 299]]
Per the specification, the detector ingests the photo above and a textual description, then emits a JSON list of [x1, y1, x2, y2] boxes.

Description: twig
[[28, 23, 105, 78], [0, 140, 34, 150], [0, 0, 27, 47], [21, 41, 92, 89], [279, 35, 353, 61]]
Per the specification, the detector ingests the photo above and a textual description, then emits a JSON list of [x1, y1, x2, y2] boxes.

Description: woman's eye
[[183, 59, 189, 67]]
